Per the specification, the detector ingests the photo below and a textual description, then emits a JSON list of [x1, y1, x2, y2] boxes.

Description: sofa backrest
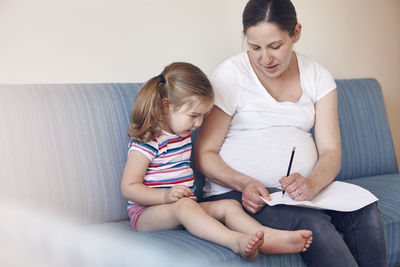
[[0, 83, 142, 223], [335, 78, 398, 180]]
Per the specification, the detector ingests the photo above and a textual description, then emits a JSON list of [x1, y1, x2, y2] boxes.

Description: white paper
[[260, 181, 378, 212]]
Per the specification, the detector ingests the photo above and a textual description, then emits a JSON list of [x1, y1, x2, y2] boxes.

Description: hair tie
[[158, 74, 166, 83]]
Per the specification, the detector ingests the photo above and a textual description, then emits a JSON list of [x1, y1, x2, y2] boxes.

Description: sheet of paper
[[260, 181, 378, 212]]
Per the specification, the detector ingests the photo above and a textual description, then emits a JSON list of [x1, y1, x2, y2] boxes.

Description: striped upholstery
[[336, 79, 398, 180], [92, 221, 308, 267], [0, 83, 142, 223], [348, 174, 400, 267], [1, 79, 399, 266]]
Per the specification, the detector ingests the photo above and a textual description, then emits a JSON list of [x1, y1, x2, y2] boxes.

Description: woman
[[194, 0, 387, 266]]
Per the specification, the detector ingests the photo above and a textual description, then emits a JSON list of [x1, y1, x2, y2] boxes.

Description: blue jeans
[[203, 189, 388, 267]]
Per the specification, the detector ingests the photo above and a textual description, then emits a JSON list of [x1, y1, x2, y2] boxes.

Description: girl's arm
[[121, 150, 193, 206], [281, 89, 341, 200], [194, 106, 270, 214]]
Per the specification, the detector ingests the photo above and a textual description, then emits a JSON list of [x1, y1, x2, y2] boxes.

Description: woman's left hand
[[280, 173, 315, 201]]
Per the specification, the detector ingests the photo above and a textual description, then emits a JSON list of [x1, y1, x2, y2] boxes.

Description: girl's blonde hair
[[127, 62, 214, 143]]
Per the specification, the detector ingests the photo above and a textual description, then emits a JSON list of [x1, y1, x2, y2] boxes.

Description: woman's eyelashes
[[250, 44, 282, 51], [270, 44, 282, 50]]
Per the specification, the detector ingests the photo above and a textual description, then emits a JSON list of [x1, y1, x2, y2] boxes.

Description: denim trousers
[[203, 189, 388, 267]]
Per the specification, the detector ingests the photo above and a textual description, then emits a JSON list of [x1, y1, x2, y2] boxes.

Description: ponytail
[[127, 75, 165, 143]]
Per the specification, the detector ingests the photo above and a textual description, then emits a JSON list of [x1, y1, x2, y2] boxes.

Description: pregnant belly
[[220, 127, 318, 188]]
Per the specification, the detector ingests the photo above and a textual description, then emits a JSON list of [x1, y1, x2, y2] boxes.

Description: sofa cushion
[[347, 174, 400, 267], [96, 173, 400, 267], [0, 201, 198, 267], [336, 79, 398, 180], [91, 221, 307, 267], [0, 83, 143, 223]]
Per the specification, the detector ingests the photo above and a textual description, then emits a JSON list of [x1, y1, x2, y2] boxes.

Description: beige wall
[[293, 0, 400, 167], [0, 0, 399, 166]]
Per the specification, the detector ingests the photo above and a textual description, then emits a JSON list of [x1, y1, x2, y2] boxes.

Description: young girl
[[121, 62, 313, 261]]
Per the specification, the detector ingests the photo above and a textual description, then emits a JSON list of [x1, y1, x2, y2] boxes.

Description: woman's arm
[[281, 89, 341, 200], [121, 151, 193, 205], [194, 106, 270, 213]]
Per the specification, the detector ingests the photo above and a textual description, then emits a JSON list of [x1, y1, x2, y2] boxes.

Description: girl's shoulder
[[129, 131, 173, 151], [154, 131, 190, 147]]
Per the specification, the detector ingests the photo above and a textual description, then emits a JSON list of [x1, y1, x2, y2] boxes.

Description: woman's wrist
[[238, 175, 257, 192], [306, 178, 318, 197], [306, 173, 335, 198]]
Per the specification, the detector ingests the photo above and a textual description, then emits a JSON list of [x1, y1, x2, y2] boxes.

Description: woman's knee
[[350, 203, 384, 230]]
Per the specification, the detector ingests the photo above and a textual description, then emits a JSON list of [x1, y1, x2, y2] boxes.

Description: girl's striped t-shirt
[[127, 131, 194, 207]]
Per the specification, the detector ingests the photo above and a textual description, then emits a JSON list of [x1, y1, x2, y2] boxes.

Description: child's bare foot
[[237, 230, 264, 261], [261, 228, 312, 254]]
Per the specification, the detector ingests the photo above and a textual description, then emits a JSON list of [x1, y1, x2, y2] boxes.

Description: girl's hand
[[165, 185, 197, 203], [280, 173, 315, 201]]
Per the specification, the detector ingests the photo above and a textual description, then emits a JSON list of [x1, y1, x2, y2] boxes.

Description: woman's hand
[[165, 185, 196, 203], [280, 173, 315, 201], [242, 180, 270, 214]]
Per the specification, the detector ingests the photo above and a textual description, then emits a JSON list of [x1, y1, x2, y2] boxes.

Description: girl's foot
[[237, 230, 264, 261], [261, 229, 313, 254]]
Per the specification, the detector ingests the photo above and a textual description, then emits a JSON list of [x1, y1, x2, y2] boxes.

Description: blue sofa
[[0, 79, 399, 267]]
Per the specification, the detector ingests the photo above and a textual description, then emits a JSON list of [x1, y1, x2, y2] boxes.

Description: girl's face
[[246, 22, 301, 79], [165, 98, 213, 137]]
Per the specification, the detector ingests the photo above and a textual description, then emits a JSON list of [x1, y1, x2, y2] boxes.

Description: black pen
[[282, 146, 296, 197]]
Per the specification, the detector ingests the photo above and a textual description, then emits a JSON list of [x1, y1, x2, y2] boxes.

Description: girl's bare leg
[[200, 199, 313, 254], [135, 198, 264, 261]]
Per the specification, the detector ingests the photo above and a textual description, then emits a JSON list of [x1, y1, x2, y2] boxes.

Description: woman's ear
[[292, 23, 302, 43], [161, 98, 170, 113]]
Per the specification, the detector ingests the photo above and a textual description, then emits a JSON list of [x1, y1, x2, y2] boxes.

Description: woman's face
[[246, 22, 301, 79]]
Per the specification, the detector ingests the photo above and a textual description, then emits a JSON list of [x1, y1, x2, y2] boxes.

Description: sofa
[[0, 78, 399, 267]]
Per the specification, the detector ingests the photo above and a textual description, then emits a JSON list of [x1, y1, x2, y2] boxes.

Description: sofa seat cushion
[[95, 174, 400, 267], [91, 221, 307, 267], [347, 174, 400, 267]]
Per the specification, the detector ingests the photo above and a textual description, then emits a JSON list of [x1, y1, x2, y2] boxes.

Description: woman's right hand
[[242, 180, 270, 214], [165, 185, 195, 203]]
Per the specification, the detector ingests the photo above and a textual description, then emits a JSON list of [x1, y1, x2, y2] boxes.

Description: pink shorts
[[127, 204, 148, 232]]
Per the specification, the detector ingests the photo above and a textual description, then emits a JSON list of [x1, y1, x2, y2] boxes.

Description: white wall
[[1, 0, 399, 165]]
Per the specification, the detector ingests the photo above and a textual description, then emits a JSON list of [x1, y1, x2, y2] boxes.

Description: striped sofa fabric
[[0, 79, 399, 267]]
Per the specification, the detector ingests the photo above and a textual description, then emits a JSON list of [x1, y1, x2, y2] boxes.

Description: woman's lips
[[264, 63, 279, 72]]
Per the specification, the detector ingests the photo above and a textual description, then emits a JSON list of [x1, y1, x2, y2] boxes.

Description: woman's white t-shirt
[[203, 52, 336, 197]]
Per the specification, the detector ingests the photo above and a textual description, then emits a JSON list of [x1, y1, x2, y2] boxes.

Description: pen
[[282, 146, 296, 197]]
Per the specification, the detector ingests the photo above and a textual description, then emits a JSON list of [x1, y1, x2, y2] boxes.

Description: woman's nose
[[261, 50, 273, 64]]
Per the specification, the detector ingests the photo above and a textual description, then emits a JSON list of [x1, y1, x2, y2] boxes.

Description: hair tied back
[[158, 74, 166, 83]]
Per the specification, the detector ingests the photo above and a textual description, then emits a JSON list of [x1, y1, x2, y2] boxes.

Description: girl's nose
[[194, 116, 203, 128]]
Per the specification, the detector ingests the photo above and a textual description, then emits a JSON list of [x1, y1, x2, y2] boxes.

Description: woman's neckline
[[244, 51, 304, 104]]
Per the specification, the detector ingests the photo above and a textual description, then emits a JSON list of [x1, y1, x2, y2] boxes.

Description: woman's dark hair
[[242, 0, 298, 36]]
